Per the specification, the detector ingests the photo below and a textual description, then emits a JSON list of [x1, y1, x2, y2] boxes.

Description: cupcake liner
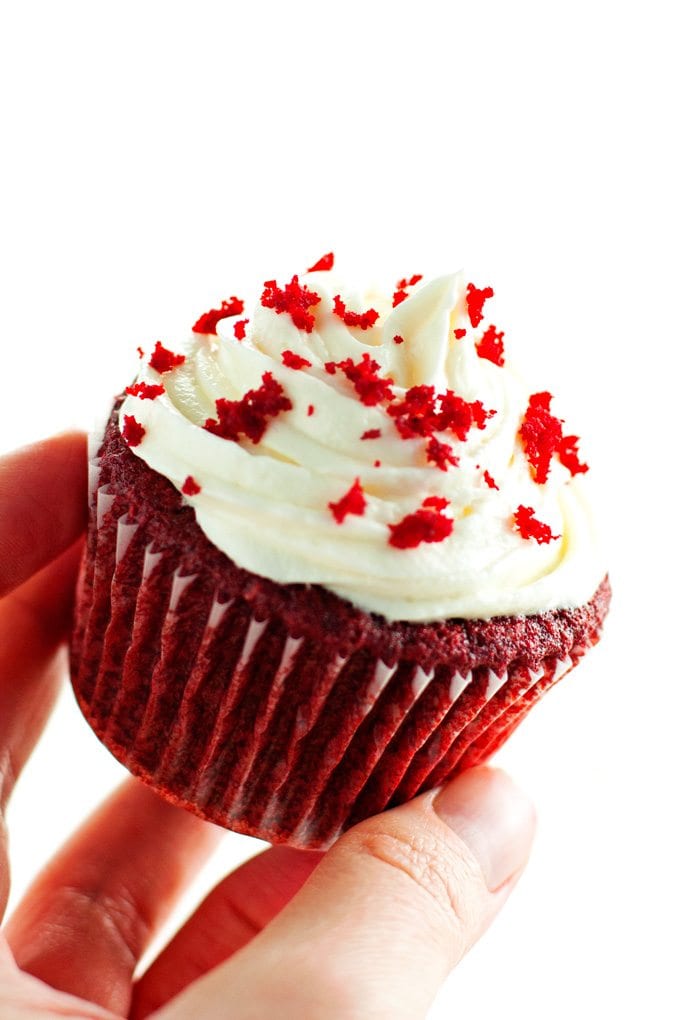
[[70, 427, 610, 850]]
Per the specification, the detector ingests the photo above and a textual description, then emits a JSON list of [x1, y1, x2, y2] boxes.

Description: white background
[[1, 2, 679, 1017]]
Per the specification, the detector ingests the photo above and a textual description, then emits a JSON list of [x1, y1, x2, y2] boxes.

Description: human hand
[[0, 433, 536, 1020]]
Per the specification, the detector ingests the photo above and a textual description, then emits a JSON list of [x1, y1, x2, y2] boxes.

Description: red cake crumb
[[325, 353, 395, 406], [333, 295, 379, 331], [476, 325, 505, 366], [374, 459, 381, 467], [466, 283, 494, 327], [329, 478, 367, 523], [121, 415, 145, 447], [361, 428, 382, 440], [181, 475, 201, 496], [454, 328, 467, 339], [392, 274, 423, 307], [125, 381, 165, 400], [388, 385, 494, 443], [307, 404, 315, 416], [513, 505, 560, 544], [426, 437, 459, 471], [193, 297, 245, 334], [282, 349, 312, 370], [233, 319, 249, 340], [148, 341, 186, 374], [307, 252, 334, 272], [204, 372, 292, 444], [393, 334, 405, 344], [519, 391, 563, 484], [558, 435, 589, 476], [261, 276, 321, 333], [483, 470, 499, 490], [437, 392, 495, 441], [136, 346, 144, 358], [422, 495, 450, 510], [389, 507, 454, 549], [388, 385, 438, 439]]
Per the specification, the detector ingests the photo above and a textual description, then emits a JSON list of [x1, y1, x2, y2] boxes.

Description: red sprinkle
[[422, 495, 450, 510], [125, 381, 165, 400], [483, 470, 499, 490], [261, 276, 321, 333], [182, 475, 202, 496], [204, 371, 292, 444], [307, 252, 334, 272], [148, 341, 186, 374], [329, 478, 367, 523], [233, 319, 249, 340], [361, 428, 382, 440], [193, 297, 245, 334], [307, 404, 315, 416], [513, 505, 560, 544], [426, 436, 459, 471], [393, 334, 405, 344], [558, 435, 589, 476], [476, 324, 505, 366], [282, 349, 312, 370], [466, 283, 494, 327], [454, 328, 467, 339], [519, 391, 563, 484], [121, 415, 145, 447], [392, 274, 423, 307], [325, 353, 395, 406], [333, 295, 379, 331], [388, 507, 454, 549]]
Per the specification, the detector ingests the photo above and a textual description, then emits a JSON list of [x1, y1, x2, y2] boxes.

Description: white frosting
[[119, 270, 604, 622]]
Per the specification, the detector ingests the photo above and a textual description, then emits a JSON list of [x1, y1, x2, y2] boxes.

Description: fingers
[[5, 779, 223, 1017], [0, 431, 87, 599], [131, 845, 323, 1019], [152, 768, 535, 1020], [0, 539, 83, 817]]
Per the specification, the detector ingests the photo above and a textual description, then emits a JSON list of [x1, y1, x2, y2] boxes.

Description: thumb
[[155, 767, 535, 1020]]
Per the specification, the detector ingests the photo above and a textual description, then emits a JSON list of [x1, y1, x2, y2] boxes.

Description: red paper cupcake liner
[[70, 416, 610, 849]]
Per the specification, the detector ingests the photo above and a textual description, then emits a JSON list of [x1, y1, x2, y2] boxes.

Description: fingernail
[[434, 768, 535, 892]]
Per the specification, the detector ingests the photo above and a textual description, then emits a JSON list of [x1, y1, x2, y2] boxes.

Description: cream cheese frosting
[[118, 266, 604, 622]]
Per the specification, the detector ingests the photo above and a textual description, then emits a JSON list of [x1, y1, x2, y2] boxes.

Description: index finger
[[0, 432, 87, 598]]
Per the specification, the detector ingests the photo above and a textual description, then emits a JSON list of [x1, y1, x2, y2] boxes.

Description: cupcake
[[70, 254, 610, 849]]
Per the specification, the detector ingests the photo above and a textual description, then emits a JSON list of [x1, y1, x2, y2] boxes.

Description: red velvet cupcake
[[70, 258, 610, 848]]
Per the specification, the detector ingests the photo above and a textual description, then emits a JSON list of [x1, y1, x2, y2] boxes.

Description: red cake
[[70, 258, 610, 848]]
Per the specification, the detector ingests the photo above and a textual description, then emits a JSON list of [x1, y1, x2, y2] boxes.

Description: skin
[[0, 433, 535, 1019]]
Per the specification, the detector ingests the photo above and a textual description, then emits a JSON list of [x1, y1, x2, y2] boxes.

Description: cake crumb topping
[[307, 252, 335, 272], [125, 381, 165, 400], [193, 297, 245, 334], [282, 349, 312, 370], [333, 295, 379, 330], [233, 319, 249, 340], [483, 470, 499, 490], [122, 415, 145, 447], [361, 428, 382, 440], [325, 353, 396, 406], [389, 505, 454, 548], [261, 276, 320, 333], [513, 505, 560, 544], [149, 341, 186, 374], [204, 372, 292, 444], [520, 391, 588, 483], [466, 283, 494, 327], [476, 324, 505, 366], [329, 478, 367, 523], [426, 436, 459, 471], [182, 475, 201, 496], [393, 274, 423, 307]]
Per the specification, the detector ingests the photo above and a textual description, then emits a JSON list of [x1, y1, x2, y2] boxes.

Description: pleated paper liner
[[71, 445, 610, 849]]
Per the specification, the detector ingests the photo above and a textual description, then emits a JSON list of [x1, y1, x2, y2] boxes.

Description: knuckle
[[350, 822, 484, 938]]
